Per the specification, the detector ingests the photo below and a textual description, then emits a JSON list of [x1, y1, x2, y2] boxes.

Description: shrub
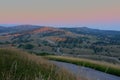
[[23, 44, 34, 49]]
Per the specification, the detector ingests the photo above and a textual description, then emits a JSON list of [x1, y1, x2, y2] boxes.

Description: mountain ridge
[[1, 25, 120, 32]]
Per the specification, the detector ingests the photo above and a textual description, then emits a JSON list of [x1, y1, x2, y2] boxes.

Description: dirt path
[[51, 61, 120, 80]]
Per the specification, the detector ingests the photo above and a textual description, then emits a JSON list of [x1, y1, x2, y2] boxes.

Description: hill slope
[[0, 25, 120, 64]]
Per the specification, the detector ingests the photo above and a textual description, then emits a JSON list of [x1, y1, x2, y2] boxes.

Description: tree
[[23, 44, 34, 49]]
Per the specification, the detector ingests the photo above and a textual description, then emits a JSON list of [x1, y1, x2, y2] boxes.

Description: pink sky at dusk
[[0, 0, 120, 30]]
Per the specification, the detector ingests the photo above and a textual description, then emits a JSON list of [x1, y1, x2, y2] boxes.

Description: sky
[[0, 0, 120, 30]]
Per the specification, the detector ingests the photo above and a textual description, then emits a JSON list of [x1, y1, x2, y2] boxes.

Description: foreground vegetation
[[45, 55, 120, 76], [0, 48, 76, 80]]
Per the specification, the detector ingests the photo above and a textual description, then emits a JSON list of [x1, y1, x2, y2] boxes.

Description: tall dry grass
[[0, 48, 76, 80]]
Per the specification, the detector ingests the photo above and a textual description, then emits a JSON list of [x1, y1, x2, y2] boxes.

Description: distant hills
[[0, 25, 43, 33], [0, 25, 120, 63]]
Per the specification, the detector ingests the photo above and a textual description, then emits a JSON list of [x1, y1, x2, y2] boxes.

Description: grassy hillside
[[1, 25, 120, 64], [0, 48, 76, 80], [45, 55, 120, 76]]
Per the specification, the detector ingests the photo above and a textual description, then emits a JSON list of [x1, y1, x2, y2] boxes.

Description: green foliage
[[36, 52, 54, 56], [0, 42, 4, 45], [5, 41, 10, 44], [119, 58, 120, 60], [23, 44, 34, 49]]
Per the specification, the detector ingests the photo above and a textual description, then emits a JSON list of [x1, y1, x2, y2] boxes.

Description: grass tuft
[[0, 48, 76, 80]]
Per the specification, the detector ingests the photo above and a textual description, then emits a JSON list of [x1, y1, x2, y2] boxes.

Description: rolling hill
[[0, 25, 120, 64]]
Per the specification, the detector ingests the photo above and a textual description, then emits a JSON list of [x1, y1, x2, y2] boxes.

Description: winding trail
[[51, 61, 120, 80]]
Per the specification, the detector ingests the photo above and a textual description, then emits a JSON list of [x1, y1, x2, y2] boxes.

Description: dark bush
[[23, 44, 34, 49]]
